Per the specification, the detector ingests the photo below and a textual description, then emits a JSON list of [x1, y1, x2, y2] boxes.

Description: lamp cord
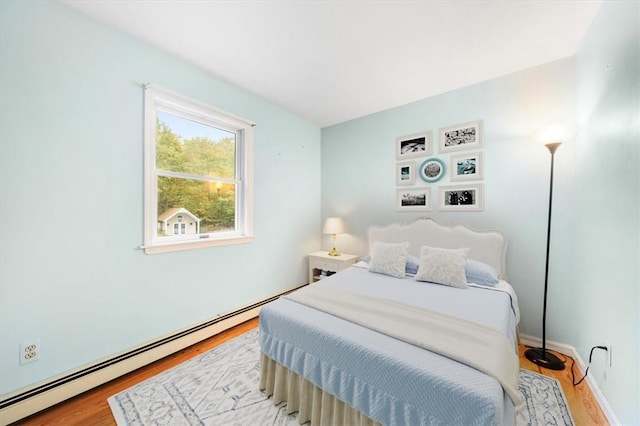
[[571, 345, 608, 386]]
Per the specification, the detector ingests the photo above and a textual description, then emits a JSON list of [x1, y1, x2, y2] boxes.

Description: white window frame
[[142, 85, 254, 254]]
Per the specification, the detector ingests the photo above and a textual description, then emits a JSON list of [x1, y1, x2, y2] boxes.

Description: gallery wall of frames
[[395, 120, 484, 212]]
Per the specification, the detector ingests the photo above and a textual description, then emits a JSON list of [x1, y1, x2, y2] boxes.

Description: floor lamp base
[[525, 347, 565, 370]]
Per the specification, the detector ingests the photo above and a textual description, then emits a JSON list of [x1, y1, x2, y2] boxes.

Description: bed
[[259, 219, 522, 425]]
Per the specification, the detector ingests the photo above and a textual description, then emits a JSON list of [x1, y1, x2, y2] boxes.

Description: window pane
[[156, 110, 236, 179], [157, 176, 236, 238]]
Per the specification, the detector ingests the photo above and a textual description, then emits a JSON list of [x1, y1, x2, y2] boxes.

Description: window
[[143, 85, 254, 254]]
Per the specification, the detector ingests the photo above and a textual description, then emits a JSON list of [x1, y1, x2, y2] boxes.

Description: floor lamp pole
[[525, 142, 565, 371]]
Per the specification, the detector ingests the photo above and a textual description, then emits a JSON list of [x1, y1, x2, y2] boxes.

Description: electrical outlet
[[604, 341, 612, 367], [19, 339, 40, 365]]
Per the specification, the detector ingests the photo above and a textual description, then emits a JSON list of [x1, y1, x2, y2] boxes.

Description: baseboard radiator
[[0, 285, 303, 425]]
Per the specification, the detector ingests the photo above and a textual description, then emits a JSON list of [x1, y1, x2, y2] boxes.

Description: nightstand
[[308, 251, 358, 283]]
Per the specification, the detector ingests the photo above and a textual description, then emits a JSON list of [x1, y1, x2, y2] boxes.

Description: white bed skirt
[[260, 352, 381, 426]]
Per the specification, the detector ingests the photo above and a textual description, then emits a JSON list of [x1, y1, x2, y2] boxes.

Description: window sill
[[142, 236, 254, 254]]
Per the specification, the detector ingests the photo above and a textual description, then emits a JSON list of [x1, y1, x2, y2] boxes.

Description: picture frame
[[396, 161, 416, 186], [450, 151, 484, 182], [396, 188, 431, 211], [418, 157, 446, 183], [438, 120, 483, 153], [396, 131, 432, 160], [438, 184, 484, 211]]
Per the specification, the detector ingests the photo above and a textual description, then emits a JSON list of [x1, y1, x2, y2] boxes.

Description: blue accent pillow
[[465, 259, 500, 286], [406, 255, 420, 275]]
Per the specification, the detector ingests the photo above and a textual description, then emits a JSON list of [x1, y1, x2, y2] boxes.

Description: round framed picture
[[419, 157, 446, 183]]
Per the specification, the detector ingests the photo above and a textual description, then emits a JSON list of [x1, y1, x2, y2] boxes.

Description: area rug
[[109, 329, 574, 426], [517, 369, 574, 426]]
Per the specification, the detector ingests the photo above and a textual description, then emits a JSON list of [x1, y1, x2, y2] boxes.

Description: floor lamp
[[525, 141, 565, 370]]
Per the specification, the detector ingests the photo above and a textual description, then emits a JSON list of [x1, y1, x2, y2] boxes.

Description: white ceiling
[[64, 1, 601, 128]]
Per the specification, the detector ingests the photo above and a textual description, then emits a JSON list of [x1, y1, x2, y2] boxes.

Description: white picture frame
[[396, 161, 416, 186], [396, 131, 432, 160], [438, 120, 483, 153], [438, 184, 484, 211], [450, 151, 484, 182], [396, 188, 431, 211]]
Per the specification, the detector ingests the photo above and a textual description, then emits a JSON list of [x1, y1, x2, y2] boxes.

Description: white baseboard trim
[[0, 285, 303, 426], [520, 334, 621, 426]]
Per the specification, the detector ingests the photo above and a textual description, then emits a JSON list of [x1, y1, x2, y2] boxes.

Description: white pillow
[[415, 246, 470, 288], [368, 241, 410, 278]]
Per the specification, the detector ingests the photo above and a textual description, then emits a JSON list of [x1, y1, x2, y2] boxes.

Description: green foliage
[[156, 120, 185, 172], [156, 119, 236, 233]]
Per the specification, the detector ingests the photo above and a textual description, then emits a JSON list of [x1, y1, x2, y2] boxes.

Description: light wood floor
[[15, 317, 608, 425], [518, 344, 608, 425]]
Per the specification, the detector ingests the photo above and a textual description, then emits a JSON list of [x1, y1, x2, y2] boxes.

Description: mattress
[[259, 264, 519, 425]]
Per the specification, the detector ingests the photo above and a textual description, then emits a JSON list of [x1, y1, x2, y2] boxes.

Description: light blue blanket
[[260, 266, 518, 425]]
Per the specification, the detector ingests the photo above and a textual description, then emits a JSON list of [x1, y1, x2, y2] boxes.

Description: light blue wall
[[322, 2, 639, 422], [2, 0, 637, 422], [322, 57, 577, 336], [0, 1, 321, 394], [570, 1, 639, 423]]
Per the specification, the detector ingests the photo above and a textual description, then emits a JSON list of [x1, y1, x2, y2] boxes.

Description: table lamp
[[323, 217, 345, 256]]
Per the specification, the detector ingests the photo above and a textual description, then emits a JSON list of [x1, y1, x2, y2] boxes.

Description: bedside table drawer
[[311, 259, 339, 271], [307, 251, 358, 283]]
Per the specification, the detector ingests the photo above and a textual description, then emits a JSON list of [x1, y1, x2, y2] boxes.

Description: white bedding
[[260, 265, 521, 425], [354, 260, 521, 325]]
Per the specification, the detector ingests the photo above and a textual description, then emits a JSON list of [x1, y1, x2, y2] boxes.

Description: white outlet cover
[[19, 339, 41, 365]]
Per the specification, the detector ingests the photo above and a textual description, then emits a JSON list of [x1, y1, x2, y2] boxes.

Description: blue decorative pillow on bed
[[465, 259, 500, 286], [406, 255, 420, 275]]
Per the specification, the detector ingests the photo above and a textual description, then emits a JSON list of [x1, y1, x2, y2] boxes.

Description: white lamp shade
[[532, 123, 573, 146], [323, 217, 345, 234]]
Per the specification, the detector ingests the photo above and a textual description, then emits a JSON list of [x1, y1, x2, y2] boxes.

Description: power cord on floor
[[523, 345, 607, 386]]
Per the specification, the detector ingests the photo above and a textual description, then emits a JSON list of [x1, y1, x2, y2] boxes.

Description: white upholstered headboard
[[368, 219, 509, 280]]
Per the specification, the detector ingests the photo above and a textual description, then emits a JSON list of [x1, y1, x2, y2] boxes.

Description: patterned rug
[[108, 329, 574, 425]]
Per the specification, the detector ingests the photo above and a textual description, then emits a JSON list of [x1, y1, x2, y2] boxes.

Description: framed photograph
[[438, 184, 484, 211], [396, 131, 432, 160], [396, 188, 431, 211], [396, 161, 416, 186], [438, 120, 483, 153], [450, 151, 483, 182], [418, 157, 446, 183]]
